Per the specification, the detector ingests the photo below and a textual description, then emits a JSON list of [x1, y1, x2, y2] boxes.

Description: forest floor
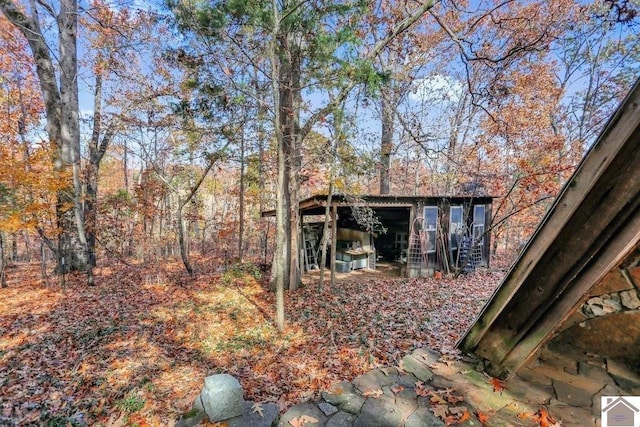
[[0, 256, 509, 426]]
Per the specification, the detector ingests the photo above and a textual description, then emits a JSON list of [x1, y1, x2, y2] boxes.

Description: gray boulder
[[197, 374, 244, 422]]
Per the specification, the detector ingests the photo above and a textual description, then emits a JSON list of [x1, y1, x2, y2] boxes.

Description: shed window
[[473, 205, 485, 244], [450, 206, 463, 249], [423, 206, 438, 253]]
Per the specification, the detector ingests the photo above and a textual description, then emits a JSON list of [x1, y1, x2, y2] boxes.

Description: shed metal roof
[[261, 193, 494, 217]]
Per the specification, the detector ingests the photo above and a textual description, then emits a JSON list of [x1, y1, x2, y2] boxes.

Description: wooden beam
[[330, 204, 337, 288], [459, 79, 640, 371], [496, 204, 640, 376], [476, 139, 640, 365]]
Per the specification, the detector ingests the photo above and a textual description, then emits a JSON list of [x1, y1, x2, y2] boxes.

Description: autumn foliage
[[0, 0, 638, 425], [0, 260, 503, 424]]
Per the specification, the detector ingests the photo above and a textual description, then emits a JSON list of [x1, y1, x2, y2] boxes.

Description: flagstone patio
[[278, 347, 597, 427]]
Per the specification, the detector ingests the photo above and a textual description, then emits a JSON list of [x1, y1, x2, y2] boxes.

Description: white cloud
[[408, 75, 463, 104]]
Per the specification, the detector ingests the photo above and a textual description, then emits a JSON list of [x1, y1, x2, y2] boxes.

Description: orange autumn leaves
[[0, 15, 64, 235]]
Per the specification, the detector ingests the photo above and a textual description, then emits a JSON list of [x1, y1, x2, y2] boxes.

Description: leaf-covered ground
[[0, 258, 504, 426]]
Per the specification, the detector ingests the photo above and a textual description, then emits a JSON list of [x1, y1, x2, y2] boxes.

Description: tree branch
[[299, 0, 436, 140]]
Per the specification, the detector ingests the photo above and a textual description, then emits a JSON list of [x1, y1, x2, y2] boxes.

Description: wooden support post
[[330, 205, 337, 289]]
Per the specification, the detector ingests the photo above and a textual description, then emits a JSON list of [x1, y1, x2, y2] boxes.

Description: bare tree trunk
[[319, 104, 342, 290], [380, 90, 394, 195], [40, 238, 48, 284], [23, 230, 32, 262], [0, 232, 7, 288], [1, 0, 90, 281], [270, 3, 289, 331], [330, 205, 337, 290], [178, 156, 217, 276], [285, 39, 303, 292], [11, 234, 17, 262], [238, 123, 246, 263], [123, 138, 129, 191], [86, 74, 115, 270], [318, 184, 334, 291]]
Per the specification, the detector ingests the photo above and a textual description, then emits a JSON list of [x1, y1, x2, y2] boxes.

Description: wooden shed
[[264, 193, 493, 277]]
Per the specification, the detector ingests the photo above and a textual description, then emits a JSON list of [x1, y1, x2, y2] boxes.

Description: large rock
[[607, 358, 640, 393], [591, 269, 634, 295], [620, 289, 640, 309], [322, 381, 356, 406], [410, 348, 440, 367], [197, 374, 244, 422], [322, 380, 365, 413], [552, 379, 593, 407], [554, 311, 640, 368]]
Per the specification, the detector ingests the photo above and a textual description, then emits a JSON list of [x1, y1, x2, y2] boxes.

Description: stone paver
[[326, 411, 355, 427], [278, 403, 327, 427], [353, 397, 404, 427], [400, 354, 433, 382], [179, 340, 630, 427], [226, 401, 279, 427], [185, 346, 622, 426], [279, 347, 564, 426], [318, 402, 338, 417], [404, 407, 444, 427], [352, 368, 398, 393]]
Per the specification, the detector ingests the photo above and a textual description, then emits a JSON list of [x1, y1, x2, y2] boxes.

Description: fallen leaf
[[476, 410, 490, 424], [449, 406, 467, 415], [429, 390, 447, 405], [363, 389, 383, 398], [289, 415, 318, 427], [533, 407, 558, 427], [431, 404, 448, 420], [415, 381, 430, 397], [458, 409, 471, 423], [444, 414, 458, 425], [489, 377, 507, 393], [252, 402, 264, 417], [390, 384, 404, 394], [445, 389, 464, 404]]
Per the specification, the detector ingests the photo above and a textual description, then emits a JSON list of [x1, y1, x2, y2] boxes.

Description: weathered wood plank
[[496, 203, 640, 376], [459, 79, 640, 372]]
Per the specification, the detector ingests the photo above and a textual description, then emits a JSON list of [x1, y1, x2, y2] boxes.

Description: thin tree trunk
[[380, 89, 394, 195], [319, 104, 342, 290], [11, 235, 17, 262], [23, 230, 31, 262], [271, 1, 288, 332], [123, 138, 129, 191], [40, 238, 48, 284], [238, 122, 246, 263], [275, 32, 303, 292], [318, 183, 334, 291], [178, 156, 217, 276], [0, 232, 7, 288], [330, 205, 337, 290], [86, 73, 115, 271]]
